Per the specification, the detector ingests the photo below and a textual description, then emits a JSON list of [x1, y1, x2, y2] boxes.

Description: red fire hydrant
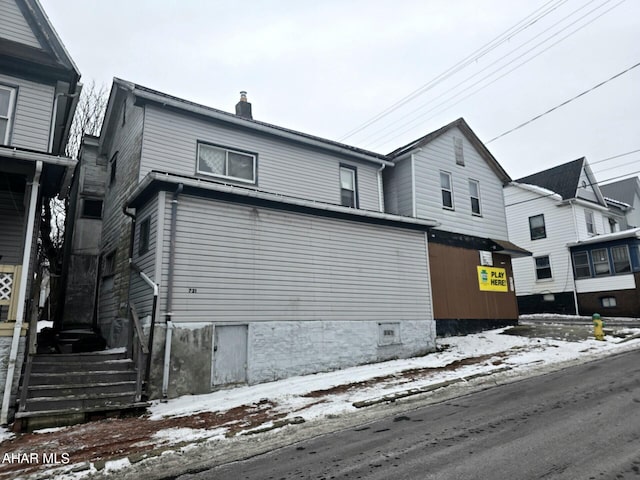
[[593, 313, 605, 341]]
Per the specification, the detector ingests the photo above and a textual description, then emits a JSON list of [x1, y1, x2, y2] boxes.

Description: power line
[[592, 156, 640, 175], [582, 148, 640, 166], [487, 60, 640, 144], [363, 0, 623, 151], [338, 0, 569, 142]]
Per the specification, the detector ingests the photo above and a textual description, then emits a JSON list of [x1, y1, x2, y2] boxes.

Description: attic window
[[454, 137, 464, 166]]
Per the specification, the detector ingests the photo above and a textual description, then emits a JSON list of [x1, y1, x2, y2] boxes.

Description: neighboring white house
[[600, 176, 640, 230], [504, 157, 640, 316], [384, 118, 529, 335]]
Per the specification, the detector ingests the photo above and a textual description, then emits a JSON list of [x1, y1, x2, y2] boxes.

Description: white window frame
[[468, 179, 481, 216], [585, 210, 595, 235], [440, 171, 454, 210], [454, 136, 464, 166], [0, 85, 17, 145], [534, 255, 552, 281], [339, 165, 358, 208], [197, 143, 257, 184]]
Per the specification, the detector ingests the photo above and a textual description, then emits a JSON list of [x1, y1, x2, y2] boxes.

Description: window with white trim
[[197, 143, 256, 183], [454, 136, 464, 166], [601, 296, 617, 308], [0, 85, 17, 145], [585, 210, 595, 235], [572, 251, 591, 279], [534, 255, 552, 280], [440, 171, 453, 209], [339, 165, 358, 208], [611, 245, 631, 274], [468, 179, 481, 215], [591, 248, 610, 276]]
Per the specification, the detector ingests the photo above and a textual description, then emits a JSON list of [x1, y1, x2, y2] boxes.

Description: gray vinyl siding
[[0, 73, 53, 152], [383, 156, 413, 217], [160, 195, 432, 323], [140, 105, 380, 210], [413, 127, 508, 239], [129, 195, 158, 318], [0, 189, 25, 265], [0, 0, 41, 49], [98, 93, 144, 330]]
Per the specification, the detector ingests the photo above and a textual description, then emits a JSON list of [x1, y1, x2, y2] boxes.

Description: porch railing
[[0, 265, 22, 321]]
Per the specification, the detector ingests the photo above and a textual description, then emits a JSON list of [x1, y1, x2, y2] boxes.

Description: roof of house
[[567, 227, 640, 247], [387, 117, 511, 184], [515, 157, 586, 200], [107, 78, 393, 166], [0, 0, 80, 81], [600, 177, 640, 206]]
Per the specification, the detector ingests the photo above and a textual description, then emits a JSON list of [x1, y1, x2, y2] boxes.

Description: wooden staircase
[[15, 346, 149, 431]]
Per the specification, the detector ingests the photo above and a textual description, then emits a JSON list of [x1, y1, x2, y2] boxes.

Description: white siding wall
[[0, 0, 41, 48], [413, 127, 508, 239], [383, 156, 413, 217], [504, 184, 577, 296], [573, 203, 608, 239], [140, 105, 381, 210], [130, 194, 159, 318], [160, 195, 432, 323], [0, 73, 53, 151], [575, 274, 636, 293]]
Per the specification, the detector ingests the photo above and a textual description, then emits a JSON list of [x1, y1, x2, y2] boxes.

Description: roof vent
[[235, 91, 252, 120]]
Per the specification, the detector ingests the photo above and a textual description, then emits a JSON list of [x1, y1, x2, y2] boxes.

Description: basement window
[[378, 322, 401, 346], [601, 296, 617, 308]]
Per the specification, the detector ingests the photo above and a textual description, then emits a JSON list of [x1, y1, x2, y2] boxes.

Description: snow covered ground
[[2, 323, 639, 480]]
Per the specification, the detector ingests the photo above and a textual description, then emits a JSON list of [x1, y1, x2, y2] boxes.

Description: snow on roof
[[511, 182, 563, 201], [567, 227, 640, 247]]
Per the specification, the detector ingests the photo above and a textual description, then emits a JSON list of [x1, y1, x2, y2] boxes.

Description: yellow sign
[[477, 266, 508, 292]]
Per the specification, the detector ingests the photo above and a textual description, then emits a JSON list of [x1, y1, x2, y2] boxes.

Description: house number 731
[[188, 288, 198, 294]]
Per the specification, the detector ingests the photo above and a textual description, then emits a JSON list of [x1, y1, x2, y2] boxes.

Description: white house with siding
[[384, 118, 529, 335], [81, 79, 440, 399], [0, 0, 80, 423], [504, 157, 640, 316]]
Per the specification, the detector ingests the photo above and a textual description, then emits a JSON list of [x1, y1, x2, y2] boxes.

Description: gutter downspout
[[410, 153, 417, 217], [377, 164, 386, 212], [1, 161, 42, 424], [163, 184, 183, 399], [48, 92, 79, 154]]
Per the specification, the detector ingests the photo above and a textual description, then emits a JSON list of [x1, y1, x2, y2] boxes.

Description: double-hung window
[[611, 245, 631, 274], [591, 248, 610, 276], [197, 143, 256, 183], [440, 171, 454, 209], [585, 210, 595, 235], [572, 251, 591, 279], [339, 165, 358, 208], [468, 179, 481, 215], [535, 255, 552, 280], [529, 214, 546, 240], [0, 85, 17, 145]]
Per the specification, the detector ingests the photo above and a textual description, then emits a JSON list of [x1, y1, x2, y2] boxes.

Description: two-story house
[[77, 79, 440, 400], [0, 0, 80, 423], [504, 158, 640, 316], [600, 177, 640, 229], [384, 118, 530, 336]]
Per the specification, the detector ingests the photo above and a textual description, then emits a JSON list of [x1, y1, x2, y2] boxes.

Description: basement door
[[212, 325, 248, 387]]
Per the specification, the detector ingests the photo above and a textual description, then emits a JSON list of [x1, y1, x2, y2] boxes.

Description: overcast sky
[[40, 0, 639, 182]]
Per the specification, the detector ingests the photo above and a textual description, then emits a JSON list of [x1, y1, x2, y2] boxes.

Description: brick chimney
[[235, 91, 252, 120]]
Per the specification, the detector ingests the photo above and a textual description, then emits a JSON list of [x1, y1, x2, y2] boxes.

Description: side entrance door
[[212, 325, 248, 387]]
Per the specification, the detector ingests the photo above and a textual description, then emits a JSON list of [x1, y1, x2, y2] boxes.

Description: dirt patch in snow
[[302, 353, 506, 398], [0, 400, 281, 479]]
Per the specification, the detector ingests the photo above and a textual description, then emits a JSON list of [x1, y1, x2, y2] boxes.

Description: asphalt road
[[175, 349, 640, 480]]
